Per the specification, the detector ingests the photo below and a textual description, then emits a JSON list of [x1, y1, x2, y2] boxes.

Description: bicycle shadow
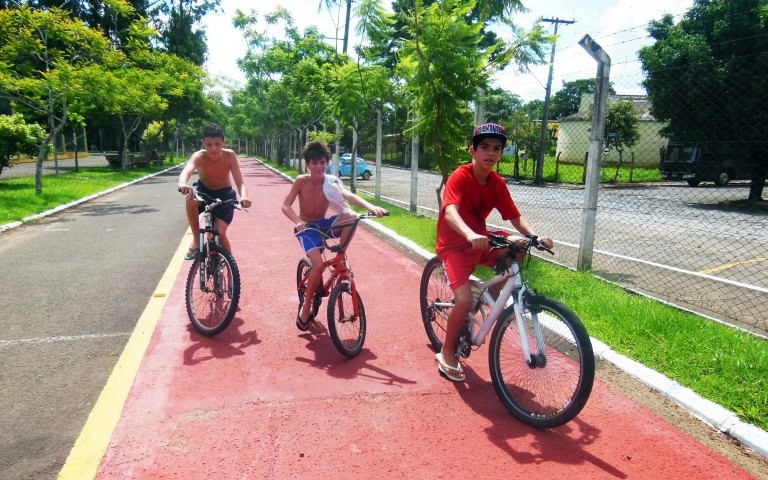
[[450, 364, 625, 478], [294, 322, 417, 387], [182, 316, 261, 366]]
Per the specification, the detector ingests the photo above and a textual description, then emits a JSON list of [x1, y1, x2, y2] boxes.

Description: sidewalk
[[59, 160, 763, 479]]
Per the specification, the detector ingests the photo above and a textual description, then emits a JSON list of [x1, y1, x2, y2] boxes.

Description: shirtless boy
[[282, 141, 387, 331], [178, 123, 252, 259]]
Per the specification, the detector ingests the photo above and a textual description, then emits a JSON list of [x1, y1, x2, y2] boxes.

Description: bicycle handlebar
[[178, 187, 245, 212], [488, 233, 555, 256], [302, 210, 389, 232]]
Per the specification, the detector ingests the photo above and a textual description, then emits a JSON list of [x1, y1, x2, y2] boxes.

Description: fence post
[[376, 109, 382, 200], [410, 112, 419, 213], [577, 35, 611, 271]]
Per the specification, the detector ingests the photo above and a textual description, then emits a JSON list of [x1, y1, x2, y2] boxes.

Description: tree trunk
[[748, 157, 766, 201]]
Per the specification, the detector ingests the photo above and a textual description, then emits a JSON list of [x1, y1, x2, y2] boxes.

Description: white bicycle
[[419, 234, 595, 428]]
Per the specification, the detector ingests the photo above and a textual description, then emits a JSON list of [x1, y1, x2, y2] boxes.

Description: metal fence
[[250, 26, 768, 338], [349, 49, 767, 338]]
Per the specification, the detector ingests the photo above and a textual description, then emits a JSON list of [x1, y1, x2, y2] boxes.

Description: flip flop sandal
[[435, 352, 465, 382], [296, 299, 312, 331], [296, 314, 312, 332]]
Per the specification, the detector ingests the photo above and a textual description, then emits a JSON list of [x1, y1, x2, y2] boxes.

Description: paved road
[[0, 166, 188, 479]]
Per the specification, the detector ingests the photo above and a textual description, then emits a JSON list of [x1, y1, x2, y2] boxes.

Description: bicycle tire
[[296, 258, 322, 318], [419, 256, 452, 352], [488, 295, 595, 428], [327, 281, 366, 357], [185, 243, 241, 336]]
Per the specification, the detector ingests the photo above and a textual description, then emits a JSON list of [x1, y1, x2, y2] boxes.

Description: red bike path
[[59, 159, 757, 479]]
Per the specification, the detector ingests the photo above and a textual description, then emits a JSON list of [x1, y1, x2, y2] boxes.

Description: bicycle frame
[[300, 224, 360, 316], [432, 252, 540, 364], [190, 193, 241, 291], [298, 213, 386, 319], [191, 206, 217, 293], [317, 250, 353, 294]]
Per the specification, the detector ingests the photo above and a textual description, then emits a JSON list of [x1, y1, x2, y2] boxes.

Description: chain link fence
[[344, 53, 768, 338]]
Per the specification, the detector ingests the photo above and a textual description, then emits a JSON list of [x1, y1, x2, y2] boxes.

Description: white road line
[[0, 332, 130, 347]]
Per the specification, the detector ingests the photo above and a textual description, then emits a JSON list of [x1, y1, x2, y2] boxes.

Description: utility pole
[[342, 0, 352, 53], [534, 17, 575, 185]]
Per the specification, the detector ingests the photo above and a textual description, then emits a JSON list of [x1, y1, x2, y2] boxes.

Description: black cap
[[471, 123, 507, 149]]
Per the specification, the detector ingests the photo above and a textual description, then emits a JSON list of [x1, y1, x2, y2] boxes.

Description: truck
[[659, 142, 754, 187]]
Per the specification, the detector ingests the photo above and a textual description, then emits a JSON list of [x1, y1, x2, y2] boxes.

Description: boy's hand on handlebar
[[367, 206, 388, 217], [240, 197, 252, 209], [538, 236, 554, 250], [178, 185, 196, 201], [466, 232, 489, 250]]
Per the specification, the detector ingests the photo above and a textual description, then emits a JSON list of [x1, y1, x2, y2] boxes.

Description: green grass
[[495, 155, 662, 184], [382, 152, 662, 184], [0, 158, 186, 225], [267, 157, 768, 431]]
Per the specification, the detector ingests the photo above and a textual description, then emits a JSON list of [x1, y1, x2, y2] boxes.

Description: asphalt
[[5, 158, 766, 479]]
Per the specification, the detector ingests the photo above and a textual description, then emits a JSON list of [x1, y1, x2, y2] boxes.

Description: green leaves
[[0, 113, 46, 173]]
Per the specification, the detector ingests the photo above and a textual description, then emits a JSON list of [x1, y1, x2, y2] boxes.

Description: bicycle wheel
[[488, 295, 595, 428], [327, 281, 366, 357], [419, 256, 452, 352], [296, 258, 322, 318], [185, 243, 241, 336]]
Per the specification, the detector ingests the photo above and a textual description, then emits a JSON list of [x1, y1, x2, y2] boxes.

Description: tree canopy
[[639, 0, 768, 200]]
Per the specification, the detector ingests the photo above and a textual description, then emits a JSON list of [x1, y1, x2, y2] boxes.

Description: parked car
[[660, 142, 754, 187], [328, 154, 372, 180]]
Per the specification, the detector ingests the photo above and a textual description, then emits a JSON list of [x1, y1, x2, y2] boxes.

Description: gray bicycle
[[419, 234, 595, 428]]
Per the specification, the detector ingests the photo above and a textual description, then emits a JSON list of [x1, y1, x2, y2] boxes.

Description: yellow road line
[[57, 232, 190, 480], [700, 256, 767, 275]]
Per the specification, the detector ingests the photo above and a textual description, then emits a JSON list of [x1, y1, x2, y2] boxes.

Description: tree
[[0, 114, 46, 176], [603, 100, 640, 182], [549, 78, 616, 120], [235, 8, 344, 165], [397, 0, 548, 206], [328, 60, 391, 190], [505, 109, 539, 178], [150, 0, 220, 66], [0, 6, 114, 193], [481, 87, 523, 123], [639, 0, 768, 201]]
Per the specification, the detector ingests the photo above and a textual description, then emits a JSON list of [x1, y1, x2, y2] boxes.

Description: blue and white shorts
[[295, 215, 340, 254]]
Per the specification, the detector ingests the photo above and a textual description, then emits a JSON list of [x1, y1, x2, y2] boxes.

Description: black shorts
[[194, 182, 237, 224]]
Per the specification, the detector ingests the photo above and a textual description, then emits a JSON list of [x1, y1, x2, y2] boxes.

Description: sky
[[201, 0, 694, 101]]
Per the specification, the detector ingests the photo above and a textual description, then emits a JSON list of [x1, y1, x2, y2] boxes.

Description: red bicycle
[[296, 212, 388, 357]]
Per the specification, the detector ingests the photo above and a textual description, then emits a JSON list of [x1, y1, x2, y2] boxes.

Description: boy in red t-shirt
[[434, 123, 554, 382]]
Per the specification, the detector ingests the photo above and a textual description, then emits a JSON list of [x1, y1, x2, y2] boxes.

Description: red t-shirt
[[436, 163, 521, 255]]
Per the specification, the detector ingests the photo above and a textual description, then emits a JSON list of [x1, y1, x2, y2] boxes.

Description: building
[[556, 94, 667, 167]]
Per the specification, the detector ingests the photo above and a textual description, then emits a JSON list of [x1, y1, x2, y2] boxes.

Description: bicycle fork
[[511, 289, 547, 368]]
